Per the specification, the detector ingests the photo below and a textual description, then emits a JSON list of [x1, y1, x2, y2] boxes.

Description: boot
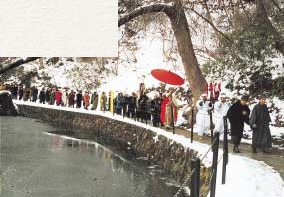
[[263, 147, 270, 153], [233, 145, 240, 153], [252, 147, 257, 153], [235, 146, 241, 153]]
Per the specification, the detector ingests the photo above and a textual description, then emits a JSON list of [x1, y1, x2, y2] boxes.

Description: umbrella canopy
[[151, 69, 184, 85]]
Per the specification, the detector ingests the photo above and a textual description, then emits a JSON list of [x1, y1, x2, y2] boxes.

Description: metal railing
[[172, 116, 229, 197]]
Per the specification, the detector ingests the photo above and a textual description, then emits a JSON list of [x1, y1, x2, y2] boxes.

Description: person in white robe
[[196, 94, 213, 137]]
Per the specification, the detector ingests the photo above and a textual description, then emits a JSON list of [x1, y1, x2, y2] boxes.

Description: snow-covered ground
[[14, 100, 284, 197]]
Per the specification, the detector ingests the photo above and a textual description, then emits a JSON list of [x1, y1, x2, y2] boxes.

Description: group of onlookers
[[3, 83, 108, 111], [113, 90, 178, 128], [4, 83, 180, 128]]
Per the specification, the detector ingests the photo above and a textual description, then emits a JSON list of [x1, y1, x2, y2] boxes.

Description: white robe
[[213, 101, 230, 134], [196, 100, 212, 136]]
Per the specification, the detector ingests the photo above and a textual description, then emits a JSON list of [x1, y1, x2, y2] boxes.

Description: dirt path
[[163, 126, 284, 180]]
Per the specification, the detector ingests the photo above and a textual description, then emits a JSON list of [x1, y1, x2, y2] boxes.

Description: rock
[[0, 90, 18, 116]]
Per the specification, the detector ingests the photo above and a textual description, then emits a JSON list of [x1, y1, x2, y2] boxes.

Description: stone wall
[[18, 104, 210, 196]]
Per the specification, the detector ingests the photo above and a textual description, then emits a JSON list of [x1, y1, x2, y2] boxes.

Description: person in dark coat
[[250, 95, 272, 153], [68, 90, 75, 108], [11, 84, 18, 99], [137, 91, 149, 122], [49, 88, 56, 105], [32, 86, 38, 102], [18, 86, 24, 100], [115, 92, 125, 115], [226, 95, 250, 153], [127, 92, 137, 118], [45, 88, 51, 104], [151, 93, 162, 127], [76, 90, 83, 108], [39, 88, 46, 104]]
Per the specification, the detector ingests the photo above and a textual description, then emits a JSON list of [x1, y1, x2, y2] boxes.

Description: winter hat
[[220, 93, 227, 98]]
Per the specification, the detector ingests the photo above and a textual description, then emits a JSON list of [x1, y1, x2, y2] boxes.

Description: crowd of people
[[196, 93, 272, 154], [2, 83, 179, 129], [2, 83, 272, 154]]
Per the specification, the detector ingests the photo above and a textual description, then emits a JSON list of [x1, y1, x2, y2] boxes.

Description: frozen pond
[[0, 116, 183, 197]]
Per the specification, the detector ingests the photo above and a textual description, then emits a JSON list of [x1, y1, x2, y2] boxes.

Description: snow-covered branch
[[118, 4, 175, 27], [0, 57, 40, 75]]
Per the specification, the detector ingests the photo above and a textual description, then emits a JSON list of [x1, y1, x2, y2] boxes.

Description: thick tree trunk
[[165, 5, 207, 101], [119, 3, 206, 100], [0, 57, 40, 75]]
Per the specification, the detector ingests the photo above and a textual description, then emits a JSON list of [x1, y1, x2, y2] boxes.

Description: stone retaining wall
[[18, 104, 210, 196]]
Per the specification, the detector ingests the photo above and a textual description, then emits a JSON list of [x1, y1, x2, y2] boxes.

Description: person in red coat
[[160, 92, 178, 129], [55, 89, 62, 106]]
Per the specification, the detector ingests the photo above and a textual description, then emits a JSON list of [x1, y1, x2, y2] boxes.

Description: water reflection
[[45, 133, 185, 197], [1, 117, 185, 197]]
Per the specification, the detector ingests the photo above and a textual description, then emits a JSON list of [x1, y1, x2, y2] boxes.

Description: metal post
[[223, 116, 228, 164], [171, 105, 175, 134], [210, 132, 219, 197], [209, 112, 214, 143], [222, 116, 228, 184], [190, 157, 200, 197], [134, 108, 137, 121], [191, 107, 194, 143], [113, 99, 115, 116], [145, 104, 148, 125]]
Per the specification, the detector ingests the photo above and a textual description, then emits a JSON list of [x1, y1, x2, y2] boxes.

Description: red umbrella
[[151, 69, 184, 85]]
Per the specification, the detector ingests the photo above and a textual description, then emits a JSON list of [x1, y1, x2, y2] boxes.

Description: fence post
[[113, 100, 115, 116], [191, 107, 194, 143], [190, 157, 200, 197], [170, 105, 175, 134], [222, 116, 228, 184], [210, 132, 219, 197], [209, 112, 214, 143]]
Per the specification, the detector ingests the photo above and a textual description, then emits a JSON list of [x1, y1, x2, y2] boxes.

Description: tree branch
[[186, 7, 234, 44], [0, 57, 40, 75], [118, 4, 175, 27]]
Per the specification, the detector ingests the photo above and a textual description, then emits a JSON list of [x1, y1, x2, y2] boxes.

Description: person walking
[[213, 93, 230, 136], [195, 94, 213, 138], [226, 95, 250, 153], [250, 95, 272, 153], [164, 92, 178, 129]]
